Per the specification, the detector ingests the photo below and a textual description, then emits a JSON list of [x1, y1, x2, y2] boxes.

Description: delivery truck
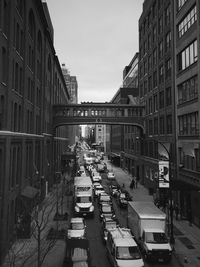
[[74, 176, 94, 217], [127, 201, 172, 263]]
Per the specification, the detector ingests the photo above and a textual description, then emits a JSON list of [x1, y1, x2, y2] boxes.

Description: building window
[[144, 60, 147, 75], [149, 97, 153, 114], [153, 25, 157, 43], [159, 64, 164, 83], [165, 31, 171, 51], [159, 40, 164, 59], [28, 10, 35, 40], [16, 0, 24, 18], [165, 4, 171, 25], [178, 5, 197, 38], [154, 117, 158, 134], [144, 80, 148, 95], [159, 91, 164, 109], [153, 48, 157, 65], [178, 40, 198, 71], [178, 75, 198, 104], [15, 62, 19, 92], [148, 55, 152, 71], [195, 149, 200, 171], [148, 76, 152, 92], [149, 119, 153, 135], [153, 94, 158, 112], [166, 114, 172, 134], [158, 16, 163, 34], [165, 87, 172, 106], [148, 34, 151, 50], [2, 0, 9, 36], [177, 0, 188, 12], [165, 58, 171, 79], [178, 112, 199, 136], [153, 71, 157, 88], [2, 47, 7, 83], [159, 116, 165, 134], [0, 96, 5, 130]]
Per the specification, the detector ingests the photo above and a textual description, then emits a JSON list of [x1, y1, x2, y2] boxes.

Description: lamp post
[[138, 136, 175, 244], [156, 141, 175, 245]]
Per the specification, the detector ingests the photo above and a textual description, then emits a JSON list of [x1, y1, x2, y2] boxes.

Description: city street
[[83, 169, 182, 267]]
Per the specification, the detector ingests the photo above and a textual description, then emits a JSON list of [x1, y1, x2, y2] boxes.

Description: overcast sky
[[46, 0, 143, 103]]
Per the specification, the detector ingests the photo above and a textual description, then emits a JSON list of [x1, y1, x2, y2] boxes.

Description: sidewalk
[[1, 181, 73, 267], [106, 160, 200, 267]]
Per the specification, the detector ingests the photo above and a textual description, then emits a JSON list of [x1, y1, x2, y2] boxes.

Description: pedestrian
[[130, 178, 134, 189], [175, 204, 179, 220], [135, 177, 138, 188]]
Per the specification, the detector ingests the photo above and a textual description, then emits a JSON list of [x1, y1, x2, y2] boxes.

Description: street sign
[[158, 161, 169, 188]]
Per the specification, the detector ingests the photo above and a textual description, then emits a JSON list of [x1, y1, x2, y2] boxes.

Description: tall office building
[[138, 0, 175, 194], [174, 0, 200, 225], [0, 0, 70, 262], [61, 64, 79, 145], [139, 0, 200, 226]]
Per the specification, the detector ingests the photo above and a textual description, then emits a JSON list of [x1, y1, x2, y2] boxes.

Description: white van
[[106, 227, 144, 267]]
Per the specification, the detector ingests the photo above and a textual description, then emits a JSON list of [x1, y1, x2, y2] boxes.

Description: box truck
[[74, 176, 94, 217], [127, 201, 172, 263]]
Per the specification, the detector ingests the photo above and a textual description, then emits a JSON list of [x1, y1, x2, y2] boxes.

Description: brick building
[[0, 0, 71, 262]]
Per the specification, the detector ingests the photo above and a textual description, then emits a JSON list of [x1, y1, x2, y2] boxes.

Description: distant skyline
[[46, 0, 143, 103]]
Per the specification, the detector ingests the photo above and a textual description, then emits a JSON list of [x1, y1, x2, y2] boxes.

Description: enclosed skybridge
[[53, 102, 145, 130]]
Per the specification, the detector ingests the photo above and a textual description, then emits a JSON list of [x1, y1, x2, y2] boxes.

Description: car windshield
[[96, 187, 103, 191], [102, 206, 112, 212], [116, 246, 141, 260], [145, 232, 168, 243], [77, 196, 92, 203], [71, 222, 84, 230]]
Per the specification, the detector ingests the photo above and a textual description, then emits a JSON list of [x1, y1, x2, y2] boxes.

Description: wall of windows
[[177, 0, 188, 11], [178, 75, 198, 104], [178, 112, 199, 136], [178, 5, 197, 38], [178, 40, 197, 71]]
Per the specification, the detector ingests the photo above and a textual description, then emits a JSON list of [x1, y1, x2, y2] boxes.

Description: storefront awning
[[21, 186, 39, 199]]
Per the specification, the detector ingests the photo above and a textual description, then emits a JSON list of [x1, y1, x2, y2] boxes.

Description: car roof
[[71, 217, 84, 223], [101, 203, 112, 209], [109, 228, 137, 247]]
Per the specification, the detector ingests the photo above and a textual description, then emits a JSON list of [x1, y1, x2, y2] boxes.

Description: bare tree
[[4, 183, 67, 267]]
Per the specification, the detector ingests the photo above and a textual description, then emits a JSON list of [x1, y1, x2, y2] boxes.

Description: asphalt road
[[84, 171, 182, 267]]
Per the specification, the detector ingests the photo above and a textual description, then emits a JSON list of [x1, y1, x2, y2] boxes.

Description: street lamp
[[156, 141, 175, 245]]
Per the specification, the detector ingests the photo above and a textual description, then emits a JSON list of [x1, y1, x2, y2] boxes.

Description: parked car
[[94, 184, 105, 198], [107, 171, 115, 180], [101, 217, 118, 243], [92, 173, 102, 183], [99, 203, 116, 221], [63, 238, 92, 267], [98, 193, 112, 207], [67, 217, 86, 239], [118, 192, 128, 208]]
